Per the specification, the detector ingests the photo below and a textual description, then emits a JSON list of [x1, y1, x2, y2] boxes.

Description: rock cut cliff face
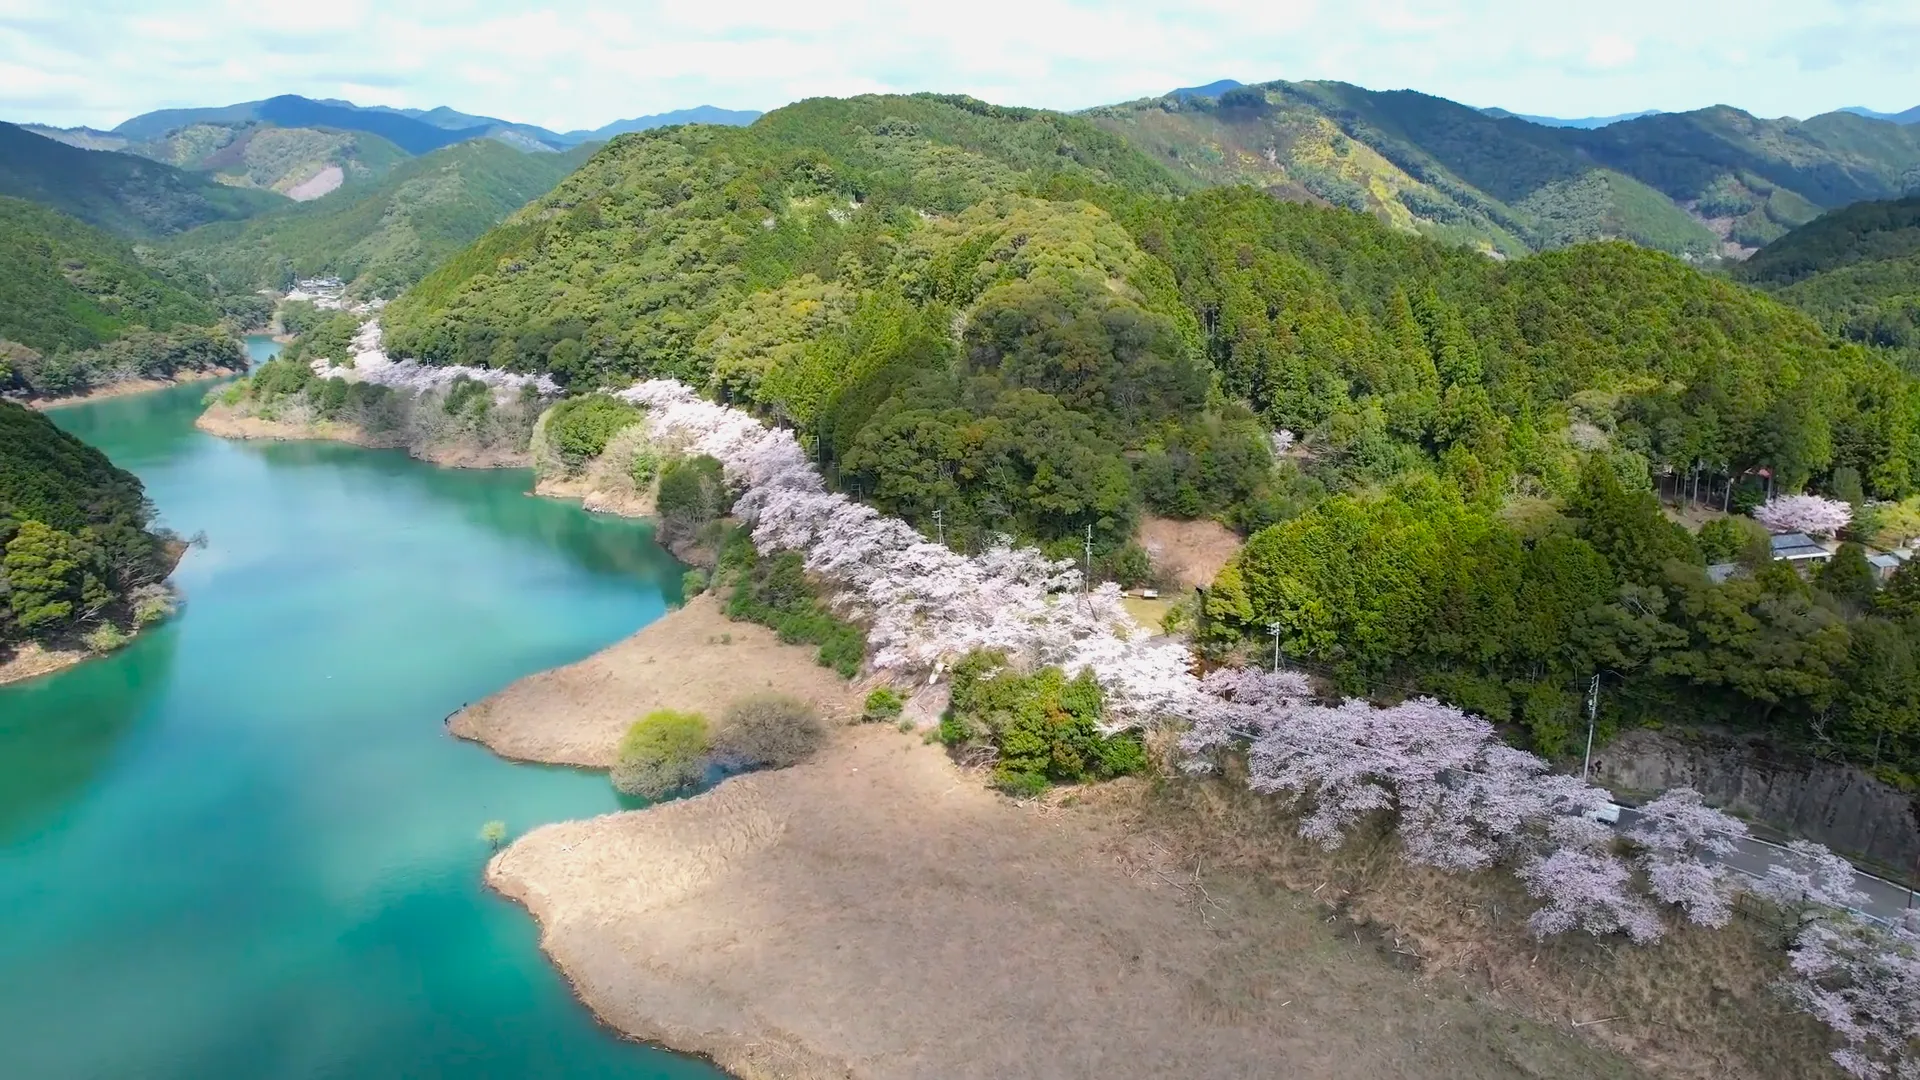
[[1597, 728, 1920, 871]]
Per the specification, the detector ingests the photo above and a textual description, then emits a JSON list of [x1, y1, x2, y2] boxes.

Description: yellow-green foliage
[[610, 709, 713, 799]]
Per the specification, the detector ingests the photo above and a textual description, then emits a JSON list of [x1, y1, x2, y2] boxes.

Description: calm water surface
[[1, 351, 721, 1080]]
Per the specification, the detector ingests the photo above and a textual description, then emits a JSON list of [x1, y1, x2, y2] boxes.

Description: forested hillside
[[0, 401, 176, 648], [1735, 195, 1920, 368], [0, 121, 283, 237], [0, 196, 219, 352], [122, 122, 411, 198], [162, 139, 591, 298], [1086, 81, 1920, 257], [0, 197, 251, 401], [373, 91, 1920, 787]]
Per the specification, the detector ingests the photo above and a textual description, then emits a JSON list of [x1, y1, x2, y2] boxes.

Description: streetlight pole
[[1268, 622, 1283, 672], [1083, 524, 1093, 593], [1582, 673, 1600, 781], [933, 508, 944, 548]]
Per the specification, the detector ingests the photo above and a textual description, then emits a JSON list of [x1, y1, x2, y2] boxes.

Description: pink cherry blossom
[[1753, 494, 1853, 539]]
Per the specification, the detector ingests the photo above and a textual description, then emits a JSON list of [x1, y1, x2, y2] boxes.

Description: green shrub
[[610, 709, 712, 799], [546, 395, 643, 466], [717, 532, 866, 677], [713, 694, 826, 769], [629, 449, 660, 488], [444, 374, 491, 416], [1697, 516, 1769, 564], [657, 455, 732, 536], [682, 568, 709, 599], [245, 357, 312, 402], [863, 687, 905, 722], [992, 768, 1050, 799], [83, 623, 128, 653], [944, 651, 1148, 793], [479, 820, 508, 848]]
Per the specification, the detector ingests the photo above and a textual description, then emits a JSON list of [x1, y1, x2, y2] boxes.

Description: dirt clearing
[[491, 727, 1650, 1080], [450, 593, 861, 767], [1138, 514, 1242, 591], [470, 598, 1650, 1080]]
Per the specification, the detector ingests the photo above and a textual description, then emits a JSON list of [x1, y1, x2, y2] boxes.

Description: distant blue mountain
[[1479, 107, 1662, 129], [560, 106, 762, 142], [1840, 105, 1920, 125], [1167, 79, 1243, 101]]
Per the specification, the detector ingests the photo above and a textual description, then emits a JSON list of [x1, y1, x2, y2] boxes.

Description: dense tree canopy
[[0, 400, 171, 645]]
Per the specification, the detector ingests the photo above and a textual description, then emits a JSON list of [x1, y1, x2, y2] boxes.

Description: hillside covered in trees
[[0, 196, 251, 401], [367, 92, 1920, 789], [0, 400, 177, 650], [1087, 81, 1920, 258], [161, 139, 593, 298], [0, 121, 283, 238], [1736, 194, 1920, 369]]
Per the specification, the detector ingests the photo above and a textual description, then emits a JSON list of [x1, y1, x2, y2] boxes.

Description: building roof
[[1769, 532, 1816, 552], [1869, 553, 1904, 570], [1768, 532, 1831, 561], [1706, 562, 1743, 584]]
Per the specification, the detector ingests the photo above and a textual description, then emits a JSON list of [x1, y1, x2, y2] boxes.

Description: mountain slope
[[0, 122, 283, 238], [113, 96, 495, 154], [1842, 106, 1920, 125], [560, 105, 762, 142], [0, 196, 218, 353], [1735, 194, 1920, 365], [163, 139, 590, 297], [1086, 80, 1920, 257], [130, 122, 411, 199]]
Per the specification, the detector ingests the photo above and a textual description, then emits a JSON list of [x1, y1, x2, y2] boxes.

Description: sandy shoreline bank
[[0, 640, 97, 688], [460, 600, 1650, 1080], [27, 367, 239, 410], [195, 403, 533, 469]]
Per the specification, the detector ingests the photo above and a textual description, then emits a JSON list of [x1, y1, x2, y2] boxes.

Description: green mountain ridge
[[1736, 194, 1920, 367], [0, 122, 284, 238], [1084, 80, 1920, 258], [163, 139, 593, 298]]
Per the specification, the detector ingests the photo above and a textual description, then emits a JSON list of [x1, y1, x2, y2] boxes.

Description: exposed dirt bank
[[466, 600, 1650, 1080], [534, 473, 658, 519], [1137, 514, 1241, 591], [27, 367, 238, 410], [487, 727, 1649, 1080], [0, 641, 92, 688], [195, 402, 531, 468], [450, 594, 860, 768]]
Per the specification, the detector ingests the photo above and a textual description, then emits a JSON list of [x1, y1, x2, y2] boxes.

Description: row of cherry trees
[[615, 376, 1912, 1078], [340, 320, 562, 398]]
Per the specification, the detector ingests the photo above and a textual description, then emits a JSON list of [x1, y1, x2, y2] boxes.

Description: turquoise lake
[[0, 338, 724, 1079]]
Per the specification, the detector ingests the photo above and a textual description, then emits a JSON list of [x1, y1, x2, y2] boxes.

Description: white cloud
[[1584, 34, 1639, 71], [0, 0, 1914, 130]]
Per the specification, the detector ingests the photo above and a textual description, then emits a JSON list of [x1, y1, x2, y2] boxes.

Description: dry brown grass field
[[458, 600, 1846, 1080]]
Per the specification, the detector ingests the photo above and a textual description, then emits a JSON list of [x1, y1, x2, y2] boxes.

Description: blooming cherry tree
[[1787, 916, 1920, 1079], [1625, 787, 1750, 928], [334, 321, 560, 399], [1519, 847, 1665, 944], [1754, 494, 1854, 539]]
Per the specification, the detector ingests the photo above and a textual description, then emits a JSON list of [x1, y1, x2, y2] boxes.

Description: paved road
[[1615, 806, 1918, 926]]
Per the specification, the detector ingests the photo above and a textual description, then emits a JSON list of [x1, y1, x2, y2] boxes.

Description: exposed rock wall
[[1597, 728, 1920, 871]]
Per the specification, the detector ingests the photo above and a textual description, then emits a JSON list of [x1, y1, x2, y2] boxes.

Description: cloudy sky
[[1, 0, 1914, 131]]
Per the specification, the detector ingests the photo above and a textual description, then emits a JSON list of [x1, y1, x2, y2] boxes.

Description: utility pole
[[1268, 622, 1283, 672], [1083, 524, 1094, 593], [1582, 673, 1601, 781], [933, 508, 945, 548]]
